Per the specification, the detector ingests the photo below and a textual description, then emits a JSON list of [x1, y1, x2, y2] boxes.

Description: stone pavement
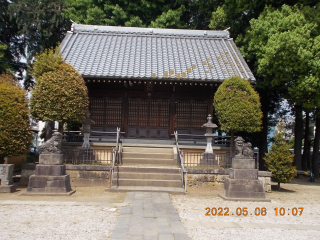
[[111, 192, 190, 240]]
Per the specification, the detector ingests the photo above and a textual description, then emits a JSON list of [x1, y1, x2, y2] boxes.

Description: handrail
[[92, 131, 125, 134], [174, 131, 187, 193], [171, 133, 231, 146], [110, 127, 121, 188]]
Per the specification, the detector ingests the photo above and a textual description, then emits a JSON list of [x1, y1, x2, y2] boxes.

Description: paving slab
[[111, 192, 190, 240]]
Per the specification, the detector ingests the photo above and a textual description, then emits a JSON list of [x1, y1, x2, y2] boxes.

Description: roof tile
[[60, 24, 255, 82]]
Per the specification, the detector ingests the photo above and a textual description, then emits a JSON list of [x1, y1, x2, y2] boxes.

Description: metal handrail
[[174, 131, 187, 193], [110, 127, 121, 188]]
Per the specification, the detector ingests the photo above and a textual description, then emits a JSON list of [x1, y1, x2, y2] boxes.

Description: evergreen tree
[[213, 76, 263, 155], [0, 73, 32, 159], [63, 0, 177, 27], [8, 0, 70, 89], [246, 5, 320, 170], [264, 123, 296, 190], [30, 48, 89, 133]]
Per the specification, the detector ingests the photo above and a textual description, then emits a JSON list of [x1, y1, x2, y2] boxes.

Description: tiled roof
[[60, 24, 255, 82]]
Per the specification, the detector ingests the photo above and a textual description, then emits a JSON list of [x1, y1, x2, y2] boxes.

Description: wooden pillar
[[103, 96, 107, 131], [169, 93, 175, 136], [122, 92, 128, 137], [208, 94, 213, 116]]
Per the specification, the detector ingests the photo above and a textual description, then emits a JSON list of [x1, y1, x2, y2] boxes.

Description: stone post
[[0, 164, 15, 193]]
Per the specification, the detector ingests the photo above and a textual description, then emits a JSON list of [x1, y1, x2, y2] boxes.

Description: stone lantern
[[81, 111, 95, 150], [200, 114, 218, 165]]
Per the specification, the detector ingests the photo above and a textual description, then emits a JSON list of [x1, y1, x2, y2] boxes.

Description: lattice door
[[149, 99, 170, 129], [191, 100, 207, 130], [90, 97, 105, 127], [128, 98, 138, 127], [105, 97, 122, 127], [175, 100, 207, 132], [90, 97, 122, 129], [128, 98, 170, 138]]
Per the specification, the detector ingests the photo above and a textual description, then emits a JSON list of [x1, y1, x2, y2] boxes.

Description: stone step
[[113, 172, 181, 180], [120, 158, 175, 165], [122, 147, 173, 154], [113, 166, 181, 174], [122, 152, 174, 159], [112, 179, 182, 188], [106, 186, 185, 195]]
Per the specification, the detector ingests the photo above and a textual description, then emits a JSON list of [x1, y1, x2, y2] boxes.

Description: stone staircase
[[108, 146, 185, 194]]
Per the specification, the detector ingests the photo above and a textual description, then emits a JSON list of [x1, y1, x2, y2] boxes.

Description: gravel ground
[[0, 205, 119, 240], [0, 179, 319, 240], [171, 178, 320, 240]]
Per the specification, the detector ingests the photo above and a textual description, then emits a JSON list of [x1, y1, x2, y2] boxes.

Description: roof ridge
[[72, 23, 229, 38]]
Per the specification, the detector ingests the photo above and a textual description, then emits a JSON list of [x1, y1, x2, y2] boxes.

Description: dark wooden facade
[[86, 79, 218, 139]]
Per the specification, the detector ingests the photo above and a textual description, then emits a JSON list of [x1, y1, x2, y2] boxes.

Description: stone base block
[[39, 154, 63, 165], [0, 164, 14, 185], [232, 158, 255, 169], [200, 153, 218, 166], [218, 193, 271, 202], [35, 165, 66, 176], [21, 190, 76, 196], [0, 185, 16, 193], [229, 168, 258, 180], [219, 177, 269, 201], [25, 175, 74, 194]]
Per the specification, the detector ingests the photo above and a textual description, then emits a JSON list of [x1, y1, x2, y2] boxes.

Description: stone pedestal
[[200, 153, 218, 166], [0, 164, 16, 193], [39, 154, 63, 165], [219, 156, 270, 202], [22, 154, 75, 196]]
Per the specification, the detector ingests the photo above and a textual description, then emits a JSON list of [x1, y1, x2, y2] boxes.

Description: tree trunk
[[294, 105, 303, 170], [230, 130, 234, 156], [278, 182, 280, 190], [259, 108, 269, 171], [45, 121, 54, 141], [58, 122, 64, 133], [312, 115, 320, 178], [302, 111, 310, 170]]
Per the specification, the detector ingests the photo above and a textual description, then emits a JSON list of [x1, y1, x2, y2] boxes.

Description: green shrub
[[0, 74, 32, 157]]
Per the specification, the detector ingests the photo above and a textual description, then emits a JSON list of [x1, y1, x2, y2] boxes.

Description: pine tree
[[264, 123, 296, 190]]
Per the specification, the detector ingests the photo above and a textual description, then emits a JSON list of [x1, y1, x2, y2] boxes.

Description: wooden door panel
[[175, 99, 207, 133], [127, 98, 169, 138], [90, 97, 105, 127]]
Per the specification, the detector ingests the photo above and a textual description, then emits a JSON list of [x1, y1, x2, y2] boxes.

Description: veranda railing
[[183, 152, 259, 169]]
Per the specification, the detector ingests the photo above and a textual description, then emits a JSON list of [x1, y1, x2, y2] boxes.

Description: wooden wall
[[86, 79, 218, 138]]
